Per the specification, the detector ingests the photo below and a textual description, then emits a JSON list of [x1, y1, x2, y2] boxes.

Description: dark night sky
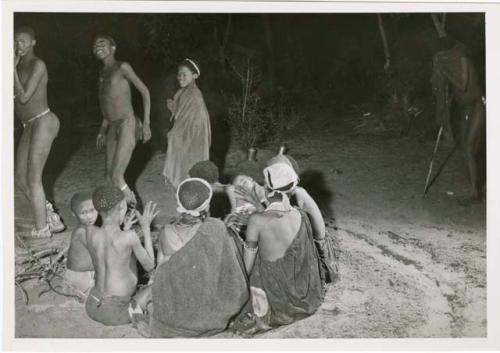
[[14, 12, 485, 145]]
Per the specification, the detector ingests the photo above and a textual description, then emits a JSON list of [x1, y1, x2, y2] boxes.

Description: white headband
[[263, 162, 298, 198], [176, 177, 212, 217], [185, 58, 200, 76]]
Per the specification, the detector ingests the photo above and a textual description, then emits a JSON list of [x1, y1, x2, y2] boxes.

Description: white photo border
[[2, 1, 500, 351]]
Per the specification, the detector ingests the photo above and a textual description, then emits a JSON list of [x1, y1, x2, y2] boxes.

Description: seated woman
[[236, 154, 340, 285], [240, 162, 324, 332], [150, 178, 249, 337]]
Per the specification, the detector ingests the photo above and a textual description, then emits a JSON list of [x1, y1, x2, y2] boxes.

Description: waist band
[[23, 108, 51, 127]]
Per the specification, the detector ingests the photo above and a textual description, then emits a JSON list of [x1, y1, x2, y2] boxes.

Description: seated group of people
[[64, 152, 338, 337]]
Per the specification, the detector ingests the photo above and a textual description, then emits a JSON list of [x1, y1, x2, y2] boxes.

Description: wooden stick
[[424, 126, 444, 194]]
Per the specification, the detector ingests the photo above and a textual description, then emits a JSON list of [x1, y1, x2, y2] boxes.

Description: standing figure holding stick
[[93, 35, 151, 207], [431, 36, 485, 203]]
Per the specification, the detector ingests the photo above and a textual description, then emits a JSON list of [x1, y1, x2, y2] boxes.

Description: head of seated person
[[263, 162, 299, 197], [266, 154, 300, 176], [92, 185, 127, 223], [176, 177, 213, 225], [188, 160, 220, 186], [70, 190, 98, 227]]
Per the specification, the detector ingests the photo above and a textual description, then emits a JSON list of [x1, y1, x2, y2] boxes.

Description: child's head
[[188, 160, 219, 185], [70, 191, 98, 226], [177, 58, 200, 88], [232, 175, 255, 192], [93, 35, 116, 60], [92, 185, 127, 223]]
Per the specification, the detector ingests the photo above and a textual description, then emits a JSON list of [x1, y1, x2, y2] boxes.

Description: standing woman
[[163, 59, 211, 188]]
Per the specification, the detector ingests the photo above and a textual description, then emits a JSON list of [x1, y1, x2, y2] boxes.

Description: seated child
[[85, 185, 158, 326], [64, 191, 98, 295]]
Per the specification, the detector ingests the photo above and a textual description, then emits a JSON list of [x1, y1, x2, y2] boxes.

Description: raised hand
[[14, 52, 20, 69], [123, 210, 138, 231], [136, 201, 159, 228]]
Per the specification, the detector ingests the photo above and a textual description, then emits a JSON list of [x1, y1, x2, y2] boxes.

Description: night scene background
[[14, 12, 487, 338]]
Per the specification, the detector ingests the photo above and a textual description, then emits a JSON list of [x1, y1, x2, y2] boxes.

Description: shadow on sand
[[299, 169, 335, 219]]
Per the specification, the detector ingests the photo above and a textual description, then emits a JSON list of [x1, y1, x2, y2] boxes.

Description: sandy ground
[[14, 116, 486, 338]]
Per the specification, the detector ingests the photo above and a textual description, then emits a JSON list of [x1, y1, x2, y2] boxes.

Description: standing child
[[64, 191, 98, 295], [162, 59, 211, 188], [93, 35, 151, 207]]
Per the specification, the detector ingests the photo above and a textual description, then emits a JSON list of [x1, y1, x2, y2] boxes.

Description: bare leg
[[464, 101, 486, 201], [15, 125, 32, 198], [134, 285, 152, 312], [110, 116, 137, 204], [27, 113, 60, 230], [105, 125, 118, 183]]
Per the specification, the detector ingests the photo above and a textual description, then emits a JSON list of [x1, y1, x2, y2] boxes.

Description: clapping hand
[[136, 201, 160, 228], [123, 210, 138, 231]]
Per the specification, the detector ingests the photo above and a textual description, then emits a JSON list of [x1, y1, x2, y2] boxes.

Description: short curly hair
[[178, 179, 212, 211], [92, 185, 124, 213], [188, 160, 219, 184]]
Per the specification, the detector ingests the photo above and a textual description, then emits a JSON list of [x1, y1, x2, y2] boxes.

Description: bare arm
[[135, 201, 159, 267], [14, 59, 45, 104], [243, 215, 260, 274], [129, 232, 155, 272], [294, 188, 325, 240], [120, 62, 151, 125], [226, 185, 238, 213]]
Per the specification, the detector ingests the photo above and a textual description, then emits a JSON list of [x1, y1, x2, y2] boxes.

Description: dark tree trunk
[[261, 14, 276, 92], [213, 14, 232, 79]]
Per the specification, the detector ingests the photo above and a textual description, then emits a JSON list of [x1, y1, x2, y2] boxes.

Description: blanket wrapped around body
[[151, 217, 249, 338], [250, 209, 324, 327], [162, 82, 211, 188]]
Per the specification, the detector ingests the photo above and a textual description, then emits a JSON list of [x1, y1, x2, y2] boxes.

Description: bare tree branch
[[431, 13, 447, 37], [377, 14, 391, 72]]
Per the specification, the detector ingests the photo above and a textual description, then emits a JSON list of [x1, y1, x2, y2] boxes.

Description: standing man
[[432, 36, 486, 203], [14, 26, 63, 238], [93, 35, 151, 207]]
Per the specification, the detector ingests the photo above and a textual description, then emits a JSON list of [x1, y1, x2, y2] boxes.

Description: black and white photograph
[[2, 0, 500, 350]]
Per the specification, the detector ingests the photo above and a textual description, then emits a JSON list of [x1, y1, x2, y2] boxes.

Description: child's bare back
[[67, 225, 95, 271]]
